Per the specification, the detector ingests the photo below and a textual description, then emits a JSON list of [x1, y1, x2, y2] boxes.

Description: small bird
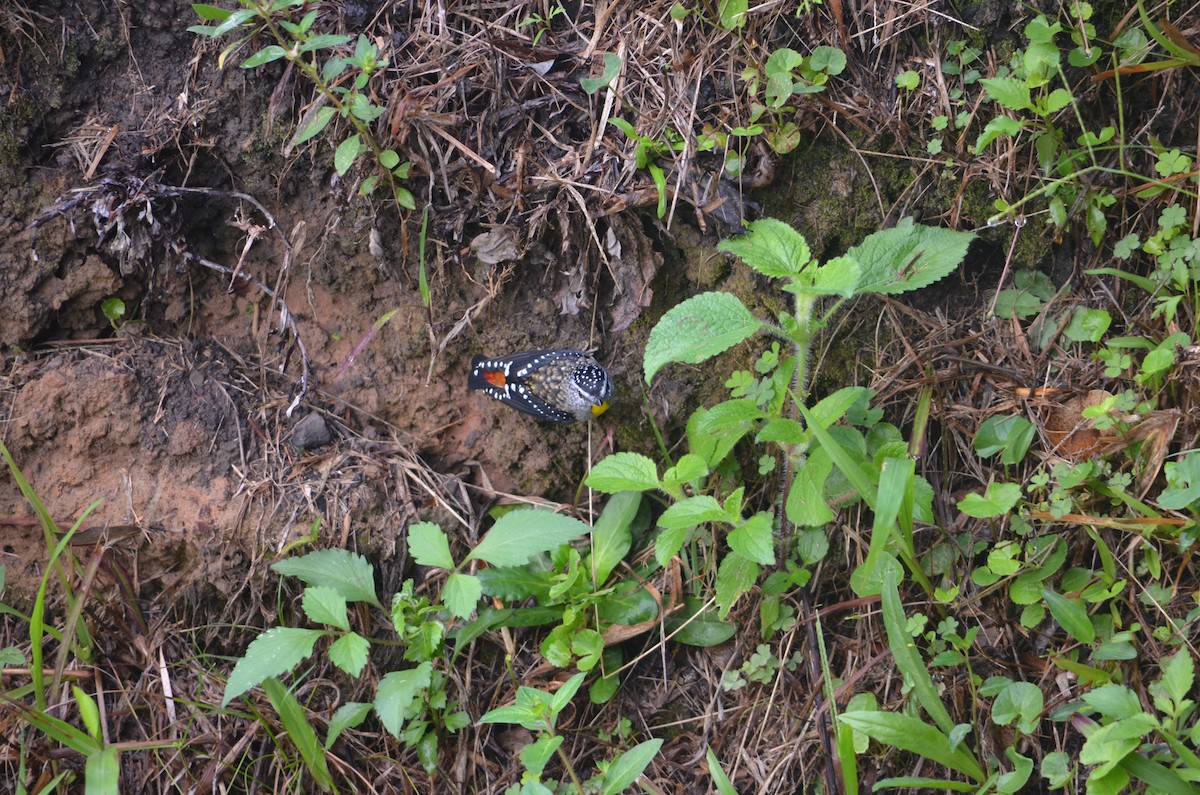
[[468, 349, 613, 423]]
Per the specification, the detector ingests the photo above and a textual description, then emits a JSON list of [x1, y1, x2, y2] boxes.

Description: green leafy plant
[[518, 3, 565, 47], [189, 1, 415, 210], [0, 441, 175, 792], [219, 507, 598, 780], [479, 672, 663, 794], [587, 217, 973, 627]]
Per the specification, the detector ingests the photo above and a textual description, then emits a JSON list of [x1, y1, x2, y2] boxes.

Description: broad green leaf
[[810, 386, 869, 428], [715, 551, 758, 619], [409, 521, 454, 570], [597, 582, 659, 625], [975, 115, 1024, 153], [192, 4, 232, 21], [262, 677, 333, 792], [551, 671, 588, 715], [476, 565, 553, 602], [662, 453, 708, 487], [839, 711, 985, 781], [586, 452, 660, 493], [996, 748, 1034, 793], [272, 549, 380, 607], [786, 446, 835, 526], [659, 495, 729, 530], [324, 702, 372, 750], [580, 52, 622, 94], [601, 738, 664, 795], [974, 415, 1036, 465], [957, 481, 1021, 518], [587, 491, 640, 585], [1064, 307, 1111, 343], [467, 510, 591, 567], [1042, 589, 1095, 643], [727, 512, 775, 565], [443, 572, 484, 619], [1159, 650, 1195, 706], [849, 218, 976, 296], [1041, 751, 1071, 788], [717, 218, 812, 278], [644, 292, 763, 382], [241, 45, 288, 68], [301, 586, 349, 631], [654, 525, 688, 567], [520, 735, 564, 776], [991, 681, 1044, 735], [85, 746, 120, 795], [328, 631, 369, 676], [223, 627, 325, 706], [980, 76, 1032, 110], [375, 663, 433, 739], [72, 686, 100, 740], [334, 134, 363, 176], [287, 105, 336, 151], [789, 255, 860, 296], [665, 598, 736, 646]]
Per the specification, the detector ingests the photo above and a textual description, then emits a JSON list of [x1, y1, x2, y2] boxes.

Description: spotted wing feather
[[468, 350, 580, 423]]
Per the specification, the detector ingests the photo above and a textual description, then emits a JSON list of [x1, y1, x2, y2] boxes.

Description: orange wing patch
[[484, 371, 507, 387]]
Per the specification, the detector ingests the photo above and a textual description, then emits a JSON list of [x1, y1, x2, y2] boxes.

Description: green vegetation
[[188, 1, 415, 210], [8, 0, 1200, 792]]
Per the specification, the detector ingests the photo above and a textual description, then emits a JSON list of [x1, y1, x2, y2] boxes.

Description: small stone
[[291, 411, 333, 450]]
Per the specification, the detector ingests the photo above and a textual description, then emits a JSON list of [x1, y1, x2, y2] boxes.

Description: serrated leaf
[[467, 510, 591, 567], [222, 627, 325, 706], [302, 586, 349, 630], [849, 219, 975, 296], [586, 452, 660, 492], [727, 512, 775, 565], [662, 453, 708, 487], [408, 521, 454, 570], [980, 76, 1032, 111], [443, 572, 484, 619], [658, 495, 729, 529], [328, 631, 370, 677], [644, 292, 763, 383], [654, 525, 688, 566], [272, 549, 380, 607], [1159, 650, 1194, 705], [715, 551, 758, 619], [716, 218, 812, 278], [375, 662, 432, 739], [798, 255, 861, 296]]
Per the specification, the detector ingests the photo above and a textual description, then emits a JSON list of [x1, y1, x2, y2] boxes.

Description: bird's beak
[[591, 401, 610, 417]]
